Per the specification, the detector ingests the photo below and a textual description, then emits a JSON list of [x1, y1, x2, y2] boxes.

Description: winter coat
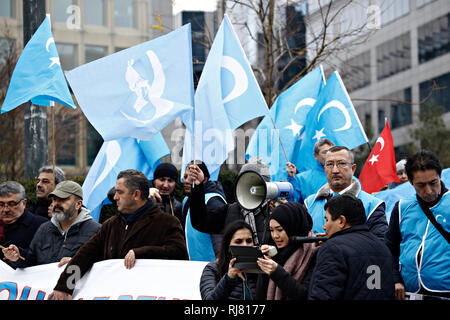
[[2, 209, 47, 251], [11, 207, 101, 268], [54, 200, 188, 295], [305, 178, 388, 240], [308, 225, 395, 300], [189, 183, 271, 246], [200, 261, 257, 300]]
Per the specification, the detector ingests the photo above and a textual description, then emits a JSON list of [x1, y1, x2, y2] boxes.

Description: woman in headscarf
[[256, 202, 317, 300]]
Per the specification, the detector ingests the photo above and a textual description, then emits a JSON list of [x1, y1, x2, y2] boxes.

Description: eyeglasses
[[324, 161, 351, 169], [0, 199, 24, 209]]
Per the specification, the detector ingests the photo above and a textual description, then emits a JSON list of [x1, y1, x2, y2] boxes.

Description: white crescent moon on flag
[[317, 100, 351, 131], [221, 55, 248, 104], [46, 37, 55, 52], [294, 98, 316, 113], [91, 141, 121, 192], [376, 137, 385, 151]]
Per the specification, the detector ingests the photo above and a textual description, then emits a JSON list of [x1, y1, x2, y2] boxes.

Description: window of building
[[376, 0, 410, 26], [378, 108, 386, 134], [86, 120, 103, 166], [55, 108, 78, 166], [0, 0, 14, 18], [84, 0, 105, 26], [389, 88, 412, 129], [55, 43, 78, 70], [54, 0, 76, 23], [376, 32, 411, 80], [341, 51, 371, 92], [419, 72, 450, 113], [0, 37, 15, 67], [84, 45, 107, 63], [418, 14, 450, 64], [114, 0, 135, 29]]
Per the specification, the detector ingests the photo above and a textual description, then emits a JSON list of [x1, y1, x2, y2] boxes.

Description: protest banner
[[0, 259, 207, 300]]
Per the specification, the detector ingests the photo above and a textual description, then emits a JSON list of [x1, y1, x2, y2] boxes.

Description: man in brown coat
[[49, 169, 188, 300]]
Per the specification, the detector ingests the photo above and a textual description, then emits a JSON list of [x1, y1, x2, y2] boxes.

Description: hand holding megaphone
[[235, 170, 294, 210]]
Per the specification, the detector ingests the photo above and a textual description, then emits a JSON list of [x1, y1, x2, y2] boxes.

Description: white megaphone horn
[[234, 170, 293, 211]]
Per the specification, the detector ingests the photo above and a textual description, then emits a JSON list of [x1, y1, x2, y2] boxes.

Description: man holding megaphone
[[188, 159, 290, 247]]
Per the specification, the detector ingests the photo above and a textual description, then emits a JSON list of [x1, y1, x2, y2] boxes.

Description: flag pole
[[47, 14, 56, 171]]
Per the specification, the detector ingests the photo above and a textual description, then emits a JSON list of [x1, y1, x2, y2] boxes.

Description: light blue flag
[[82, 133, 170, 222], [1, 16, 76, 113], [66, 24, 195, 141], [245, 66, 326, 181], [181, 15, 270, 181], [294, 71, 368, 172]]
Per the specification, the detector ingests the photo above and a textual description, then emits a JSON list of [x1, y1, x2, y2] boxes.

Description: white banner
[[0, 259, 208, 300]]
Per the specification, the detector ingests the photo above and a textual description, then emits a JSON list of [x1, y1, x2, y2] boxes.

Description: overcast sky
[[172, 0, 219, 14]]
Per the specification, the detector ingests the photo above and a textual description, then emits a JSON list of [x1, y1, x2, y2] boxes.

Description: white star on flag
[[285, 119, 303, 137], [368, 154, 379, 165], [49, 57, 60, 68], [312, 127, 326, 141]]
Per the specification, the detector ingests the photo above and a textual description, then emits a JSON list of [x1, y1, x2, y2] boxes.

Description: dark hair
[[405, 150, 442, 183], [38, 166, 66, 185], [216, 220, 253, 279], [327, 146, 354, 163], [314, 138, 335, 155], [324, 194, 366, 226], [117, 169, 151, 200]]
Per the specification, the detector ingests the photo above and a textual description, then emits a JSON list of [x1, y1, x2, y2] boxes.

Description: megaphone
[[235, 170, 294, 210]]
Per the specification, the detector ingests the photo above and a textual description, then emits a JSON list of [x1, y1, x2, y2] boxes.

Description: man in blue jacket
[[385, 150, 449, 300], [304, 146, 387, 240], [308, 194, 395, 300], [286, 138, 334, 204]]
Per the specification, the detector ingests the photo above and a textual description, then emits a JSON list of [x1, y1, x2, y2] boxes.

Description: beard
[[53, 201, 77, 223]]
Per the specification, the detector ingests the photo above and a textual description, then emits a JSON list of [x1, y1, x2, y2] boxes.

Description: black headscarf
[[269, 202, 312, 265]]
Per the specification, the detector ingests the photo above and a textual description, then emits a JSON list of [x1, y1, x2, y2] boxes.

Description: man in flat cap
[[2, 181, 101, 268]]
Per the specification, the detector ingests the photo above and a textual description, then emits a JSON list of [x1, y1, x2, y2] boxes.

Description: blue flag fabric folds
[[1, 16, 76, 114], [374, 167, 450, 223], [245, 66, 326, 181], [82, 133, 170, 222], [294, 71, 368, 172], [66, 24, 194, 141], [181, 15, 270, 180]]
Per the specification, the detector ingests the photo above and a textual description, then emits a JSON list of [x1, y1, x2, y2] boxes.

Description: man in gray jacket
[[2, 181, 101, 268]]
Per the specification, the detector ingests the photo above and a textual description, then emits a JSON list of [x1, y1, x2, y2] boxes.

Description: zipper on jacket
[[125, 224, 128, 230]]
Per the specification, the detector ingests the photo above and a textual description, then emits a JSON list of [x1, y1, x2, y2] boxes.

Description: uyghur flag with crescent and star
[[294, 71, 368, 172], [245, 65, 326, 181], [1, 16, 76, 114]]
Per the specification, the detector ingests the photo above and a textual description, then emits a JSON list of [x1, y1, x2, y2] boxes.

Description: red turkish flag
[[359, 122, 400, 194]]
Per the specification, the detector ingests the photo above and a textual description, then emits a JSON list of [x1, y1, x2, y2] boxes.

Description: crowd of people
[[0, 146, 448, 301]]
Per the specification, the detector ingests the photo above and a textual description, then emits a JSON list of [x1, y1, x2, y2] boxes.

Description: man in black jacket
[[1, 181, 47, 263], [188, 160, 272, 246], [308, 194, 395, 300]]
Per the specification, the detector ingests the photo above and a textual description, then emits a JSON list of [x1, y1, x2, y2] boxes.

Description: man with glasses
[[0, 181, 47, 263], [304, 146, 388, 240]]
